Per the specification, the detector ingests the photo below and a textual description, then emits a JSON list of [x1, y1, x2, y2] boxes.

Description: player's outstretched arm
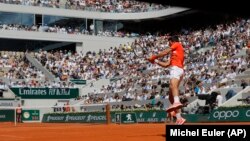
[[148, 48, 172, 63], [154, 59, 170, 68], [155, 48, 172, 59]]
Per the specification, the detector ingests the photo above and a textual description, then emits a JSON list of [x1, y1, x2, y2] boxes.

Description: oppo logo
[[213, 110, 239, 119]]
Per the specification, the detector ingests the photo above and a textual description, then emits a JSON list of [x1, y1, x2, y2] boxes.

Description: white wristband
[[154, 59, 159, 63]]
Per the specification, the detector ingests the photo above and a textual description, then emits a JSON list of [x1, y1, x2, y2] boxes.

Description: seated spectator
[[230, 80, 238, 87], [194, 80, 206, 95], [150, 95, 156, 107], [215, 92, 223, 107], [225, 89, 237, 101], [180, 95, 189, 107], [206, 91, 219, 109], [241, 79, 248, 89], [247, 40, 250, 60]]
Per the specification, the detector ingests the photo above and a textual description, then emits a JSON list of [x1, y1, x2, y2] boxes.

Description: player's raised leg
[[166, 67, 186, 125]]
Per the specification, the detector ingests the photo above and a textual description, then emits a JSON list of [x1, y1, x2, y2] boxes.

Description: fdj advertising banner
[[136, 110, 167, 122], [10, 88, 79, 99], [43, 110, 167, 123], [209, 107, 250, 122], [43, 113, 106, 123]]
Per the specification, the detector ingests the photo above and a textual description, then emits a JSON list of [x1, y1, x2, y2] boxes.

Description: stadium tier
[[0, 0, 167, 13], [0, 0, 249, 133]]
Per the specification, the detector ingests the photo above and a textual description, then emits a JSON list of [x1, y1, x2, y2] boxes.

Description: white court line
[[0, 134, 28, 141]]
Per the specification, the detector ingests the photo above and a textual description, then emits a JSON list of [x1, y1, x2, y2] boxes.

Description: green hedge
[[217, 105, 250, 110]]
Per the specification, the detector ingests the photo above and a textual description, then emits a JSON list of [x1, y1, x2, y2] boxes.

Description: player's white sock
[[174, 96, 180, 103], [176, 113, 182, 119]]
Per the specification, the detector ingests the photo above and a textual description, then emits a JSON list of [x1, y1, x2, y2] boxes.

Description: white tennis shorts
[[169, 66, 184, 80]]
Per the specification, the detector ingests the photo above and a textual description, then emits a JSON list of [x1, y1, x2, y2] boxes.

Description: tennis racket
[[132, 44, 150, 59]]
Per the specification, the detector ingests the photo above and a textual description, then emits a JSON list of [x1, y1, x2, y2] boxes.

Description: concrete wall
[[0, 30, 135, 52]]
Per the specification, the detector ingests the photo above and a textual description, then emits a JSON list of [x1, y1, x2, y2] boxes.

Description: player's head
[[168, 35, 179, 46]]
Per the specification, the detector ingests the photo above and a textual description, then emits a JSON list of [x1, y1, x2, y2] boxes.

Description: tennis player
[[148, 35, 186, 125]]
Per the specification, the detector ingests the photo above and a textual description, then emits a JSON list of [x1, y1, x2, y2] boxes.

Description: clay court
[[0, 122, 249, 141], [0, 123, 165, 141]]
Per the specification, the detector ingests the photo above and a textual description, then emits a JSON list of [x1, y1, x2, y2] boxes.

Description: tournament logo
[[23, 112, 30, 119], [126, 114, 132, 121]]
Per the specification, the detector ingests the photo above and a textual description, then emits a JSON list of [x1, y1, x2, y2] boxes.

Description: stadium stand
[[0, 6, 249, 120], [0, 23, 140, 38], [0, 0, 167, 13], [4, 17, 243, 111]]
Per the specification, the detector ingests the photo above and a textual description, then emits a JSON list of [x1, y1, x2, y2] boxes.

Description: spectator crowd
[[0, 17, 250, 110], [0, 0, 167, 13], [0, 24, 140, 38], [30, 18, 250, 105]]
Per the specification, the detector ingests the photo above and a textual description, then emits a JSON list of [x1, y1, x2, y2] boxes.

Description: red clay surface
[[0, 123, 165, 141], [0, 122, 249, 141]]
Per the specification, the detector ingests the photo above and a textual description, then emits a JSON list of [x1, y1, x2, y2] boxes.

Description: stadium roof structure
[[136, 0, 248, 16]]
